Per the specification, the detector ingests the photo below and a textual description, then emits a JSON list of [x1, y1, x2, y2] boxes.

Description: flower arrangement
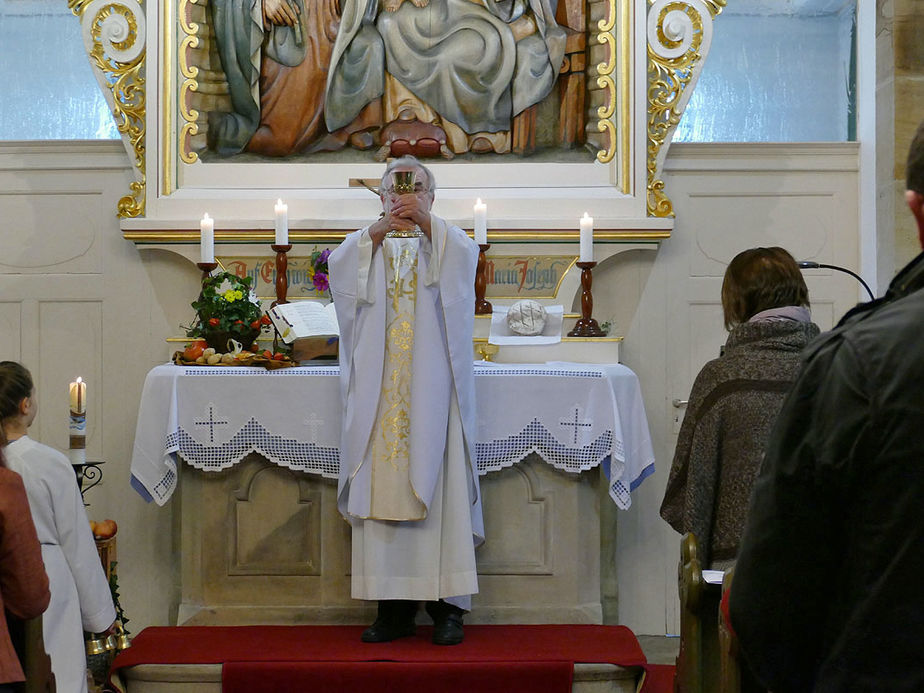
[[185, 271, 269, 349], [307, 247, 331, 294]]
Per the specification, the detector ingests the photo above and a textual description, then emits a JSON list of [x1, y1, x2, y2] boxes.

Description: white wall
[[0, 140, 862, 636]]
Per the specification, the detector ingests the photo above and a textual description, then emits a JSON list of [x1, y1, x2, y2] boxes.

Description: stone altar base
[[175, 454, 604, 626]]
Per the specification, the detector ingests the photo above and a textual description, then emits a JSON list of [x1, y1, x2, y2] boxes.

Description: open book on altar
[[268, 300, 339, 344]]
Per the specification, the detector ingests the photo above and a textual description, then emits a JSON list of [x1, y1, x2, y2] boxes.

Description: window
[[674, 0, 857, 143], [0, 0, 119, 140]]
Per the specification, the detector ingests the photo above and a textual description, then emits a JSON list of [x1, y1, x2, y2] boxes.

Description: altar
[[130, 362, 654, 625]]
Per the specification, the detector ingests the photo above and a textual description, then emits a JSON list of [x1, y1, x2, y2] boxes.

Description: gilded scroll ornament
[[70, 0, 147, 217], [646, 0, 721, 217], [595, 0, 618, 164], [178, 0, 200, 164]]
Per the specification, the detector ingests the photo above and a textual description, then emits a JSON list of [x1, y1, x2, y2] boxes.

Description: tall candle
[[68, 377, 87, 466], [200, 213, 215, 264], [274, 199, 288, 246], [69, 377, 86, 414], [579, 212, 594, 262], [473, 198, 487, 245]]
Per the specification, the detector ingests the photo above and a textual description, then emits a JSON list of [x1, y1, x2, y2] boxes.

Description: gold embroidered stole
[[368, 238, 427, 520]]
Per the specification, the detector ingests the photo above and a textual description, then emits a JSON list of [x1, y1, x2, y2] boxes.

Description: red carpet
[[110, 624, 648, 693], [639, 663, 676, 693]]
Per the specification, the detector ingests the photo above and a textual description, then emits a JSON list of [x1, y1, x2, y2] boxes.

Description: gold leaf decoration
[[178, 0, 200, 164], [646, 0, 721, 217], [594, 0, 618, 165], [70, 0, 147, 218]]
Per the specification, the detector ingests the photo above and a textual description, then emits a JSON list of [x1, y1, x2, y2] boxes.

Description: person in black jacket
[[729, 119, 924, 692]]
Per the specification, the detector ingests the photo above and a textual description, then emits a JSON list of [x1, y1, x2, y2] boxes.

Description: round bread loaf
[[506, 299, 548, 336]]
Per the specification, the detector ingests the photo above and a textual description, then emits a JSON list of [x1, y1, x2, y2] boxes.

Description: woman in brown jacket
[[660, 247, 820, 569]]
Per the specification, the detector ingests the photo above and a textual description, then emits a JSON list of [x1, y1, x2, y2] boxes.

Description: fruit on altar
[[93, 519, 118, 539], [183, 340, 206, 361]]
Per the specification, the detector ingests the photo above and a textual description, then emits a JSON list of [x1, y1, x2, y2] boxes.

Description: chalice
[[386, 170, 424, 238]]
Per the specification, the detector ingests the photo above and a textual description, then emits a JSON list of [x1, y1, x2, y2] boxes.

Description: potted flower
[[186, 271, 269, 352], [307, 247, 331, 295]]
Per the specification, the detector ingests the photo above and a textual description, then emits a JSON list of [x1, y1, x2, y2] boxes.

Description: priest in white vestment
[[329, 156, 483, 645]]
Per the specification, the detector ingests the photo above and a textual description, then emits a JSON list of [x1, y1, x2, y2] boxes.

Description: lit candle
[[69, 377, 86, 414], [579, 212, 594, 262], [473, 198, 487, 245], [200, 213, 215, 264], [274, 199, 288, 246]]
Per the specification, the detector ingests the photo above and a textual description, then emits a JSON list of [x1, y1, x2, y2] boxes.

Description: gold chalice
[[386, 170, 424, 238]]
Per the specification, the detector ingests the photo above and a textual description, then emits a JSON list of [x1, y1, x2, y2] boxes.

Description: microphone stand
[[797, 261, 875, 301]]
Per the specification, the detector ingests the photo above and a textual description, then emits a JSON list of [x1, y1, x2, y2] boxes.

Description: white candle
[[274, 199, 288, 246], [473, 198, 487, 245], [579, 212, 594, 262], [200, 213, 215, 264], [69, 377, 86, 414]]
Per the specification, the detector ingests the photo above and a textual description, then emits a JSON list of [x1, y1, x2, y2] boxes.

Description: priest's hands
[[370, 193, 433, 248], [387, 193, 432, 239]]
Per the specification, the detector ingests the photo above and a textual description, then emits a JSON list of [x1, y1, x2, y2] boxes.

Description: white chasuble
[[329, 217, 484, 603]]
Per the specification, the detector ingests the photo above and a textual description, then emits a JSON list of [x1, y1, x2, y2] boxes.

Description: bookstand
[[567, 261, 605, 337]]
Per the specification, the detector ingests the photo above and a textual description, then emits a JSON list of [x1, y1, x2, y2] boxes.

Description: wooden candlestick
[[271, 244, 292, 307], [567, 261, 605, 337], [475, 243, 492, 314], [196, 262, 218, 278]]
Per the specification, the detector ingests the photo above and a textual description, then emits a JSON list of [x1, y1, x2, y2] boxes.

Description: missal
[[268, 300, 339, 344]]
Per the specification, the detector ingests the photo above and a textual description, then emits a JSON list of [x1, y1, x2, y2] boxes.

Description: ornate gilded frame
[[70, 0, 721, 232]]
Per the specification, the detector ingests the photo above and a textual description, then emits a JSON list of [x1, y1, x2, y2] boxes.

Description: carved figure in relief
[[204, 0, 572, 159]]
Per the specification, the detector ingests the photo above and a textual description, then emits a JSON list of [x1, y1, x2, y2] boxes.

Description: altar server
[[0, 362, 116, 693], [329, 156, 482, 645]]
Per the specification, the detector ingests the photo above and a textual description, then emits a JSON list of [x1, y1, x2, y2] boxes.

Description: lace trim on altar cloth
[[183, 367, 340, 377], [473, 367, 603, 379], [169, 418, 340, 477], [171, 417, 619, 478], [475, 418, 618, 474], [146, 417, 643, 509]]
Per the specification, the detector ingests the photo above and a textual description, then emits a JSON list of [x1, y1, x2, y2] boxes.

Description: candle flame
[[76, 377, 82, 384], [202, 213, 211, 221]]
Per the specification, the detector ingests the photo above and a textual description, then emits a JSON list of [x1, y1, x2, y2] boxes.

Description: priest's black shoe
[[361, 600, 417, 643], [425, 600, 465, 646]]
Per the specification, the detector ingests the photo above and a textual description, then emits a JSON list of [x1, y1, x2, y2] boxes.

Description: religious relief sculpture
[[186, 0, 598, 162]]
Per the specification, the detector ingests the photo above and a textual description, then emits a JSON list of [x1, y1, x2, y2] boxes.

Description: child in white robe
[[0, 362, 115, 693]]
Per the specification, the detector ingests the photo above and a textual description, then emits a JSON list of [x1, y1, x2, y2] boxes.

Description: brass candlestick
[[271, 244, 292, 307], [475, 243, 492, 314], [196, 262, 218, 278], [568, 261, 605, 337]]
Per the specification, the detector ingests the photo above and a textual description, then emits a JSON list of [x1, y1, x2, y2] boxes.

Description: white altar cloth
[[130, 362, 654, 509]]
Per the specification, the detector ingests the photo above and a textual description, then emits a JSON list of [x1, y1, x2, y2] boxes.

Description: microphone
[[797, 261, 875, 301]]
